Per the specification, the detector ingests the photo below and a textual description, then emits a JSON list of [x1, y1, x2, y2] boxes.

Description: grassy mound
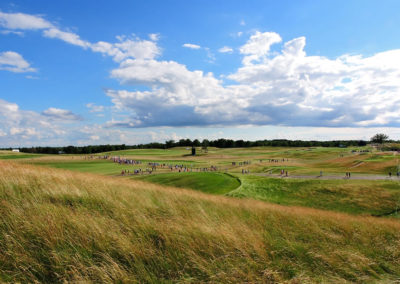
[[1, 161, 400, 282], [229, 175, 400, 216], [138, 172, 240, 194]]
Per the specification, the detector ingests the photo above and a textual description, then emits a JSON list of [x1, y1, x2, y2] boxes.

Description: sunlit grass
[[138, 172, 241, 195], [1, 161, 400, 282]]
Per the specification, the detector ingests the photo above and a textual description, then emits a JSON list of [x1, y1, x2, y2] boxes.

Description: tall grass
[[1, 161, 400, 282]]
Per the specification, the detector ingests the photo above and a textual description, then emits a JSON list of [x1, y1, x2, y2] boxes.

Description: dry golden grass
[[1, 160, 400, 283]]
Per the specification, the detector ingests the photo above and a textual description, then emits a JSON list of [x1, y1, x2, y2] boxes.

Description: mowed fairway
[[31, 159, 126, 175], [138, 172, 241, 194]]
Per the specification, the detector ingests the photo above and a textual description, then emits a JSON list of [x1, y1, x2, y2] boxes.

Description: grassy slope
[[1, 161, 400, 283], [137, 172, 241, 195], [228, 175, 400, 216], [31, 159, 125, 175]]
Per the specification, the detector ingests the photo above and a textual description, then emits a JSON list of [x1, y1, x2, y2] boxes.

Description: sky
[[1, 0, 400, 147]]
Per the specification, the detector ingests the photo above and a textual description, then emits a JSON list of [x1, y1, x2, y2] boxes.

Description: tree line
[[10, 139, 371, 155]]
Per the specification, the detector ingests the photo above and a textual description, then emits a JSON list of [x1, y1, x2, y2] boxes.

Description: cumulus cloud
[[3, 10, 400, 132], [0, 99, 68, 144], [0, 11, 52, 30], [105, 30, 400, 128], [182, 43, 201, 49], [0, 51, 36, 73], [218, 46, 233, 53], [42, 107, 82, 121], [239, 31, 282, 65]]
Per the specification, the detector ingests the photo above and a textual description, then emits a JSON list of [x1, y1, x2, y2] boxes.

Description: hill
[[1, 161, 400, 282]]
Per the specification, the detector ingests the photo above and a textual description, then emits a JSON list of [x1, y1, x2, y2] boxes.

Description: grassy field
[[15, 147, 400, 218], [1, 161, 400, 282], [228, 175, 400, 216]]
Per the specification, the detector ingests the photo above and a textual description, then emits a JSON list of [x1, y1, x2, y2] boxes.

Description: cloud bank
[[107, 32, 400, 128]]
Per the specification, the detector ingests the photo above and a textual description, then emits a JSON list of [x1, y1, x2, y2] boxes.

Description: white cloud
[[42, 107, 82, 121], [149, 33, 159, 41], [0, 30, 24, 36], [182, 43, 201, 49], [86, 103, 105, 113], [43, 28, 90, 48], [10, 127, 37, 136], [0, 99, 72, 144], [240, 20, 246, 26], [0, 11, 160, 63], [112, 36, 161, 61], [25, 75, 39, 79], [239, 31, 282, 65], [90, 36, 161, 62], [218, 46, 233, 53], [0, 51, 36, 73], [0, 11, 52, 30], [204, 47, 216, 63]]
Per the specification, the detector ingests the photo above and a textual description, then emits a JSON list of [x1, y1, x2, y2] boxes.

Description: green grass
[[228, 175, 400, 216], [138, 172, 240, 195], [31, 160, 122, 175], [0, 152, 43, 159], [364, 154, 397, 162]]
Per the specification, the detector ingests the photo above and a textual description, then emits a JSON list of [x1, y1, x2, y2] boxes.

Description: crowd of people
[[112, 156, 142, 165], [232, 161, 251, 166], [266, 158, 289, 163]]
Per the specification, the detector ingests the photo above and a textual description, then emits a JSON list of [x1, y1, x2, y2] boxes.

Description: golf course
[[1, 145, 400, 282]]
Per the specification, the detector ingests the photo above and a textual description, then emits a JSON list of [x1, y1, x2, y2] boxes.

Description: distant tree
[[192, 139, 201, 147], [371, 133, 389, 144], [165, 140, 175, 148], [236, 140, 245, 147]]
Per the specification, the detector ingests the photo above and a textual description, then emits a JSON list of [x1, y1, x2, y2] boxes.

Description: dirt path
[[253, 173, 400, 181]]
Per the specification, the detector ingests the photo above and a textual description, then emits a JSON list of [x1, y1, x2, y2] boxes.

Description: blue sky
[[1, 0, 400, 146]]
